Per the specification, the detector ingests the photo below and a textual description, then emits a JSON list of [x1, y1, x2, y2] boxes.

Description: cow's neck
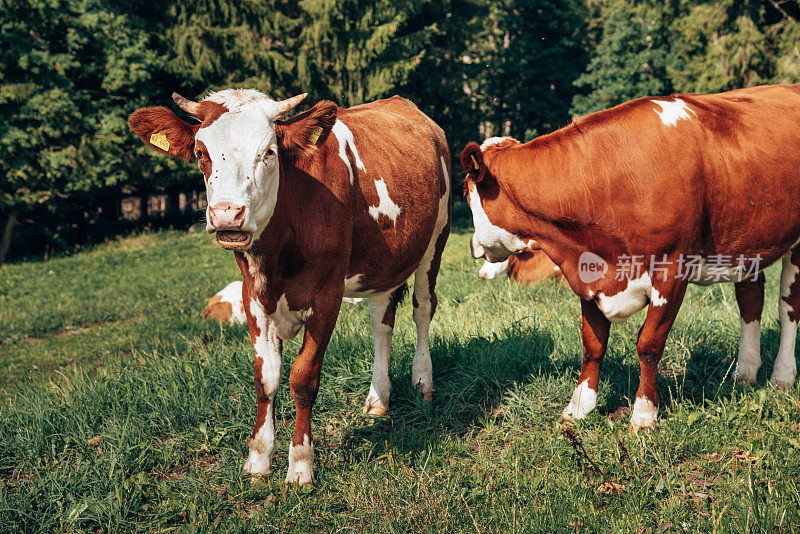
[[240, 154, 338, 297], [491, 143, 628, 298]]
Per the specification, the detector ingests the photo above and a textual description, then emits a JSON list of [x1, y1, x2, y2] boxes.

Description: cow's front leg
[[733, 273, 764, 384], [630, 281, 688, 432], [561, 299, 611, 421], [243, 297, 283, 476], [285, 292, 341, 485]]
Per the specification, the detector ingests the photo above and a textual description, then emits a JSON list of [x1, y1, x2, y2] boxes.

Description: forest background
[[2, 0, 799, 262]]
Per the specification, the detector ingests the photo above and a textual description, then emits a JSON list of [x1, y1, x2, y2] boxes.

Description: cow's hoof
[[769, 376, 796, 389], [629, 397, 658, 433], [421, 390, 433, 403], [770, 367, 796, 388], [363, 396, 389, 416], [733, 367, 759, 385], [285, 467, 313, 486], [285, 438, 314, 486], [629, 419, 658, 434], [243, 453, 271, 478], [557, 414, 575, 426]]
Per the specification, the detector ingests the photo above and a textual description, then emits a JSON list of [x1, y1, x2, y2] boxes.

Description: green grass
[[1, 230, 799, 533]]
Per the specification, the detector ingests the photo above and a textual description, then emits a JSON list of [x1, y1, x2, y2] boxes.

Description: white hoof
[[243, 450, 272, 478], [285, 436, 314, 486], [629, 396, 658, 432], [733, 364, 760, 385], [561, 380, 597, 421], [770, 366, 797, 388]]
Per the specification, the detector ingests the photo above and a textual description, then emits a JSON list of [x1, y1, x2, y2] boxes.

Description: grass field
[[1, 228, 800, 533]]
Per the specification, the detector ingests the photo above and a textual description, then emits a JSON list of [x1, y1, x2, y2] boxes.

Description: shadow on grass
[[338, 318, 797, 459]]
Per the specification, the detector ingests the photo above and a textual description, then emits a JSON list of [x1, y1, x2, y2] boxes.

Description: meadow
[[1, 228, 799, 533]]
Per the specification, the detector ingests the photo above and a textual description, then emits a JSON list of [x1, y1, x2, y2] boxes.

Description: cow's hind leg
[[411, 228, 449, 401], [561, 299, 611, 421], [733, 273, 765, 384], [364, 285, 404, 415], [772, 250, 800, 387]]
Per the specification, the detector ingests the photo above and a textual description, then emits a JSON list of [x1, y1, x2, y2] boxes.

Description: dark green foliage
[[4, 0, 800, 261]]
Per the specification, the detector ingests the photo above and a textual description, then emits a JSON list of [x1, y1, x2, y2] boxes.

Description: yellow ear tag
[[470, 154, 479, 170], [150, 132, 170, 152], [309, 126, 323, 145]]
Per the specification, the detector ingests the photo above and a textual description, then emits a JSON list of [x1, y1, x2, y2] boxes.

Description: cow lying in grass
[[478, 250, 563, 284], [203, 281, 363, 325], [462, 84, 800, 432], [130, 89, 451, 484]]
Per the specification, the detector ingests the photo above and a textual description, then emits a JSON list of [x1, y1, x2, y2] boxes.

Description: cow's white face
[[129, 89, 315, 251], [467, 182, 530, 262], [195, 103, 280, 248]]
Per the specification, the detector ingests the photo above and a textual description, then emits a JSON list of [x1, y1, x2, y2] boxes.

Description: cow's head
[[460, 138, 532, 263], [129, 89, 337, 250]]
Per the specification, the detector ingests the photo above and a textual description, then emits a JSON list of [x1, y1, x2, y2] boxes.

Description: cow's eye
[[262, 147, 277, 160]]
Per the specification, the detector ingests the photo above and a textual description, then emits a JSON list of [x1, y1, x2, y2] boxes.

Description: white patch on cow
[[344, 273, 372, 298], [479, 259, 509, 279], [651, 99, 695, 127], [368, 178, 401, 223], [196, 99, 281, 242], [331, 119, 366, 184], [562, 380, 597, 420], [342, 297, 364, 304], [365, 293, 394, 414], [467, 182, 530, 261], [595, 273, 667, 324], [734, 319, 761, 384], [630, 396, 658, 431], [285, 434, 314, 485], [480, 136, 519, 150], [243, 252, 267, 294], [269, 294, 312, 341], [216, 281, 247, 324], [772, 254, 799, 387], [243, 298, 283, 476]]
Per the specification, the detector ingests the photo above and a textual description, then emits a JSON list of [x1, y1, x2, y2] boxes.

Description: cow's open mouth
[[216, 230, 252, 249]]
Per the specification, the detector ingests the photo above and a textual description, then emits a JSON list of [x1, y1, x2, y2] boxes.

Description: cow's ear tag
[[309, 126, 323, 145], [470, 154, 479, 170], [150, 132, 170, 152]]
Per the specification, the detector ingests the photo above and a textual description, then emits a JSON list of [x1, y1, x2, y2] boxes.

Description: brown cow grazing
[[478, 250, 563, 284], [462, 84, 800, 432], [130, 89, 451, 484]]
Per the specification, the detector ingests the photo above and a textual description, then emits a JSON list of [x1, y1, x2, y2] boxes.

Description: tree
[[570, 0, 676, 115]]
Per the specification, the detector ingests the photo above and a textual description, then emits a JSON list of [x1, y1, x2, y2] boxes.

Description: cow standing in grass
[[462, 84, 800, 431], [130, 90, 451, 484]]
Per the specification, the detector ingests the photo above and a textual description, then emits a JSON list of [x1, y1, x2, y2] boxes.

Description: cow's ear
[[275, 100, 338, 161], [129, 106, 196, 160], [460, 142, 488, 183]]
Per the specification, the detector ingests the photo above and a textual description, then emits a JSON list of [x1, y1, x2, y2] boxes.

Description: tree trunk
[[0, 210, 18, 265]]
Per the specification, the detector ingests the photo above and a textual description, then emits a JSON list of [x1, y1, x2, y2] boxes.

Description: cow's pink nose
[[209, 204, 246, 229]]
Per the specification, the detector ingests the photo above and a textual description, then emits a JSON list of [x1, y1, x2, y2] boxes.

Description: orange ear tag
[[309, 126, 323, 144], [150, 132, 170, 152], [470, 154, 479, 170]]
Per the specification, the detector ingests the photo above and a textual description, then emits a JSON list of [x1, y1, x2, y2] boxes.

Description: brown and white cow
[[462, 84, 800, 432], [130, 89, 451, 484], [478, 250, 563, 284]]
